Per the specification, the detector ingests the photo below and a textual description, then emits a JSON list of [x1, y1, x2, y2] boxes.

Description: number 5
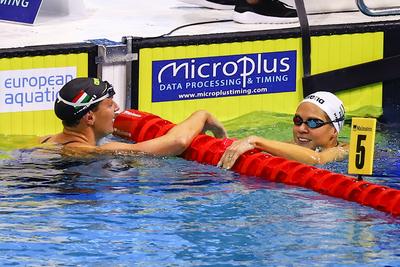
[[355, 134, 366, 169]]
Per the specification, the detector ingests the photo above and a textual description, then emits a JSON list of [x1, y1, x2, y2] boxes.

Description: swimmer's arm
[[249, 136, 348, 165], [99, 110, 227, 156], [219, 136, 348, 168], [315, 143, 349, 164]]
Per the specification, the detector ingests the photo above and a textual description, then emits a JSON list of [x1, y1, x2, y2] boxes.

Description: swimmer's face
[[92, 97, 120, 137], [292, 102, 338, 150]]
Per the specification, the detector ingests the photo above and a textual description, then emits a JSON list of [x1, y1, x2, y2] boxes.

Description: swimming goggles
[[293, 115, 344, 129], [57, 82, 115, 108]]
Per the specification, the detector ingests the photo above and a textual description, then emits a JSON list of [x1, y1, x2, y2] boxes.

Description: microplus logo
[[0, 67, 76, 113], [152, 50, 296, 102]]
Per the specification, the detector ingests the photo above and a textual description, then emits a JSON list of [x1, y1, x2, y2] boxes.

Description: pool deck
[[1, 0, 400, 49]]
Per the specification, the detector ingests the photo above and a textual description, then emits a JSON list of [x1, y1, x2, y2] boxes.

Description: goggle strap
[[293, 116, 344, 129], [332, 117, 345, 123], [57, 93, 109, 108]]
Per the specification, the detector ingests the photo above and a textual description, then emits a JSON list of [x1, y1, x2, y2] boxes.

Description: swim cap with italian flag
[[55, 77, 115, 122], [301, 91, 345, 133]]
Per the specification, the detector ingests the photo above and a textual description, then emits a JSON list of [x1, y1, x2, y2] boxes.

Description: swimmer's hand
[[218, 136, 255, 169], [202, 113, 228, 139], [334, 144, 349, 161]]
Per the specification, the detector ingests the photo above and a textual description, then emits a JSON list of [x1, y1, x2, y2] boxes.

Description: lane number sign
[[348, 118, 376, 175]]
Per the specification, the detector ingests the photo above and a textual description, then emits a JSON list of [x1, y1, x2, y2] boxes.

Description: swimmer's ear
[[331, 126, 339, 139], [82, 111, 95, 126]]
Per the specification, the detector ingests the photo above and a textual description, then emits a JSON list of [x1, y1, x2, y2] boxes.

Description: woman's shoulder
[[39, 134, 86, 147], [39, 135, 53, 144], [338, 141, 349, 149]]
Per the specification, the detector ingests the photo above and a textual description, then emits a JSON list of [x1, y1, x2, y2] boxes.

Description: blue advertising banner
[[0, 0, 43, 24], [152, 50, 297, 102]]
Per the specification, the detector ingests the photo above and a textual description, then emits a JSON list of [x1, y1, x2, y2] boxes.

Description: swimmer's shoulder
[[338, 141, 349, 149], [39, 134, 88, 147], [39, 135, 53, 144], [38, 136, 97, 157]]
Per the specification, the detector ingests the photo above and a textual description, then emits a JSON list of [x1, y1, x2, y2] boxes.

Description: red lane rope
[[113, 109, 400, 216]]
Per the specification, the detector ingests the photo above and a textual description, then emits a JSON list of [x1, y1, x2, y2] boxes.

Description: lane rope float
[[113, 109, 400, 216]]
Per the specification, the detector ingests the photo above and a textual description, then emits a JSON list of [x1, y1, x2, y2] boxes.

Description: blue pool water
[[0, 117, 399, 266]]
